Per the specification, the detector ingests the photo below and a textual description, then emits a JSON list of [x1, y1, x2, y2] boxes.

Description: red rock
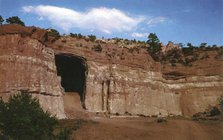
[[0, 25, 223, 118]]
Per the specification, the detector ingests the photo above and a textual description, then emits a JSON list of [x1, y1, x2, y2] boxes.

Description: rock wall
[[0, 26, 66, 118], [54, 36, 223, 117], [85, 61, 223, 117], [85, 61, 182, 116], [0, 25, 222, 118]]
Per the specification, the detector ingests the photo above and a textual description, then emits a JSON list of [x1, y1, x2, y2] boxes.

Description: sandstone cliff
[[0, 25, 66, 118], [53, 36, 223, 117], [0, 25, 222, 118]]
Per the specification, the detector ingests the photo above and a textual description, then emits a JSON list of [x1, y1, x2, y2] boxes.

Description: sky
[[0, 0, 223, 46]]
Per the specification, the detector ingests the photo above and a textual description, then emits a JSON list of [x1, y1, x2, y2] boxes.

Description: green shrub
[[199, 43, 207, 49], [6, 16, 25, 26], [147, 33, 162, 61], [209, 107, 221, 116], [88, 35, 96, 42], [92, 44, 102, 52], [55, 128, 72, 140], [147, 33, 161, 53], [77, 33, 83, 39], [70, 33, 78, 38], [0, 92, 71, 140], [0, 15, 4, 25], [48, 28, 60, 40], [70, 33, 84, 39], [165, 48, 181, 60], [181, 57, 197, 66], [182, 47, 194, 56]]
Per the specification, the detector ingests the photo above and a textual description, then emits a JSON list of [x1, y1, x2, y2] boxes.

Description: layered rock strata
[[0, 25, 66, 118], [54, 36, 223, 117], [0, 24, 222, 118]]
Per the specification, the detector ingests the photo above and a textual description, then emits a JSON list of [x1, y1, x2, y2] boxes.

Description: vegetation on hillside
[[192, 97, 223, 121], [67, 31, 223, 65], [147, 33, 162, 61], [145, 33, 223, 66], [92, 44, 102, 52], [88, 35, 96, 42], [147, 33, 161, 53], [0, 16, 4, 25], [47, 28, 61, 41], [6, 16, 25, 26], [0, 92, 72, 140], [70, 33, 84, 39], [0, 15, 222, 65], [0, 15, 25, 26]]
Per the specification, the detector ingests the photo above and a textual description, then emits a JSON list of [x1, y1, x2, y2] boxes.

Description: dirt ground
[[63, 93, 223, 140], [68, 117, 222, 140]]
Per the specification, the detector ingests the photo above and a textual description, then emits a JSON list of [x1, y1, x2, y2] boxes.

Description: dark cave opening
[[55, 54, 87, 105]]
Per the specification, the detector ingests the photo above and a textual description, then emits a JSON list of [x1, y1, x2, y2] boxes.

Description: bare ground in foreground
[[62, 93, 223, 140]]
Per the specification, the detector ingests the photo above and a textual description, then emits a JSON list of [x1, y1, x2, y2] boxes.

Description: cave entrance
[[55, 54, 87, 108]]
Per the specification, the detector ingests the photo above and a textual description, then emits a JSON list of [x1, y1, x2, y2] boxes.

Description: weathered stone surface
[[0, 25, 222, 118], [161, 41, 182, 54], [53, 36, 223, 117], [0, 31, 66, 118]]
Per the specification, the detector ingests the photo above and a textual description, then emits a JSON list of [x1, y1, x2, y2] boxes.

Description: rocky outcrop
[[161, 41, 182, 54], [53, 36, 223, 117], [0, 25, 222, 118], [85, 61, 223, 117], [0, 25, 65, 118]]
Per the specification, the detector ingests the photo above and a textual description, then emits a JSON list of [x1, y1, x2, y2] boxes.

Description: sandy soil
[[70, 118, 223, 140], [63, 92, 90, 119], [63, 93, 223, 140]]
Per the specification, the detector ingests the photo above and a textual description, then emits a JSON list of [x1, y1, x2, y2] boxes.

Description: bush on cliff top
[[0, 15, 4, 25], [0, 92, 71, 140], [47, 28, 61, 40], [6, 16, 25, 26]]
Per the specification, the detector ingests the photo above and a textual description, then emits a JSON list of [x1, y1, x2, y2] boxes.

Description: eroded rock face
[[1, 25, 223, 118], [161, 41, 182, 54], [54, 36, 223, 117], [0, 26, 66, 119], [85, 61, 223, 117]]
